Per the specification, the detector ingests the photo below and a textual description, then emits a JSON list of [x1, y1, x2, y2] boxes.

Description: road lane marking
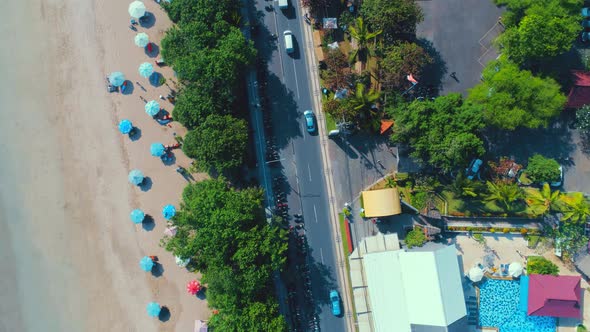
[[320, 247, 324, 264], [301, 122, 306, 139], [292, 60, 301, 99], [272, 10, 285, 83], [314, 205, 318, 223], [307, 163, 312, 181]]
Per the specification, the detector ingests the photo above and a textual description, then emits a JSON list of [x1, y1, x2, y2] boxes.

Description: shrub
[[473, 233, 485, 244], [490, 228, 496, 233], [527, 256, 559, 275], [526, 154, 561, 183], [503, 228, 510, 233], [405, 229, 427, 248], [411, 191, 429, 210], [577, 324, 587, 332], [520, 228, 528, 235]]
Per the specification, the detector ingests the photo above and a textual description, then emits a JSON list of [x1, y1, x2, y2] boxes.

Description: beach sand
[[0, 0, 208, 331]]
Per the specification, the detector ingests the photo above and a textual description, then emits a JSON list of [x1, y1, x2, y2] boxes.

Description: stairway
[[466, 296, 479, 326]]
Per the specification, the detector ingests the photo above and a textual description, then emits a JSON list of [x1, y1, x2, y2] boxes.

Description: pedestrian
[[159, 95, 165, 100], [450, 72, 457, 79]]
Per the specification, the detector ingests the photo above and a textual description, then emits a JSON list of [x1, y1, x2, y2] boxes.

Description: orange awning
[[380, 120, 394, 135]]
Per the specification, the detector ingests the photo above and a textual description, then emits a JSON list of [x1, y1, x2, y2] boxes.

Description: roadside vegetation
[[160, 1, 287, 329], [162, 0, 256, 177]]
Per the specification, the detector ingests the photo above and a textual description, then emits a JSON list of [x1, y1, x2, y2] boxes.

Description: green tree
[[483, 181, 525, 211], [448, 172, 483, 199], [172, 84, 231, 130], [405, 229, 427, 248], [524, 183, 564, 216], [493, 0, 582, 27], [576, 104, 590, 135], [467, 60, 566, 130], [525, 154, 561, 183], [360, 0, 424, 42], [183, 114, 248, 174], [379, 42, 432, 92], [390, 93, 485, 172], [560, 192, 590, 223], [347, 17, 382, 65], [555, 220, 589, 259], [526, 256, 559, 275], [349, 83, 380, 117], [499, 13, 579, 65], [163, 0, 239, 26]]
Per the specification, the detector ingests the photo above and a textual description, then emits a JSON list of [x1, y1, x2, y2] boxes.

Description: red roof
[[380, 120, 394, 135], [567, 71, 590, 108], [528, 274, 581, 318]]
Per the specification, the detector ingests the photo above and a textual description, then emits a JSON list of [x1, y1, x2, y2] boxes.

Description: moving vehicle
[[278, 0, 288, 9], [303, 110, 316, 133], [284, 30, 294, 54], [330, 290, 341, 316]]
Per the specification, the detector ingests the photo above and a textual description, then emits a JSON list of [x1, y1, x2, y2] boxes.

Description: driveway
[[416, 0, 504, 95]]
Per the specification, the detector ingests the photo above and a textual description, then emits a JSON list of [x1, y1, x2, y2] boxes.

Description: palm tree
[[350, 83, 380, 114], [448, 172, 479, 198], [524, 183, 564, 216], [483, 181, 525, 211], [384, 176, 397, 188], [348, 17, 382, 65], [560, 192, 590, 223]]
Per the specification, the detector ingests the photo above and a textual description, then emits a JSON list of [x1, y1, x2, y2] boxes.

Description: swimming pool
[[479, 279, 555, 332]]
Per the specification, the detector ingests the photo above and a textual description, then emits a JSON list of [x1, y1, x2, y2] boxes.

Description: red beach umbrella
[[187, 280, 201, 295]]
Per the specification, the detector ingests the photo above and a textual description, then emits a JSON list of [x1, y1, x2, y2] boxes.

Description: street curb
[[297, 11, 356, 332]]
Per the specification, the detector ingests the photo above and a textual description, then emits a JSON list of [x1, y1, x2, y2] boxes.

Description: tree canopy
[[525, 154, 561, 183], [360, 0, 424, 42], [467, 60, 566, 130], [172, 83, 230, 130], [182, 114, 248, 174], [389, 93, 485, 172], [163, 0, 240, 26], [498, 13, 579, 65], [379, 42, 432, 92], [493, 0, 582, 27], [163, 178, 288, 330]]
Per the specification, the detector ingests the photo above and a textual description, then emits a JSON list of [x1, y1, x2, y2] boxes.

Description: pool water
[[479, 279, 555, 332]]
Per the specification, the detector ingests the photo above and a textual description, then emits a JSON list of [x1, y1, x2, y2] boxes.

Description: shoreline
[[0, 0, 209, 331]]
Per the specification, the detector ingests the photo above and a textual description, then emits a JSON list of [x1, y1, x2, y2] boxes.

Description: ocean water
[[0, 1, 84, 331]]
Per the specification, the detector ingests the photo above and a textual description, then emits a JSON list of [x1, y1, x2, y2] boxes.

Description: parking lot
[[416, 0, 504, 95]]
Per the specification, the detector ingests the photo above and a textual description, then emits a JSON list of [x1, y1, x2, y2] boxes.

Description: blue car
[[330, 290, 341, 316], [304, 110, 316, 133]]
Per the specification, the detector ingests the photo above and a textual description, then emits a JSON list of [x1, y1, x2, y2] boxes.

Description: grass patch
[[441, 189, 536, 218], [325, 112, 337, 131], [527, 235, 541, 248]]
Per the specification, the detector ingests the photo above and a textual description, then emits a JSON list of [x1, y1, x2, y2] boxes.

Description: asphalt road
[[249, 0, 347, 330]]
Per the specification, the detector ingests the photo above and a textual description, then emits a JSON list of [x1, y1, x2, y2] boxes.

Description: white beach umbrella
[[128, 1, 146, 18], [134, 33, 149, 47], [509, 262, 523, 278], [468, 266, 484, 282], [175, 256, 190, 267]]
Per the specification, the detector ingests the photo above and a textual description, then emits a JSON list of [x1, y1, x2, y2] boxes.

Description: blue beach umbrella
[[140, 256, 155, 272], [118, 119, 133, 134], [134, 33, 149, 47], [162, 205, 176, 220], [128, 169, 145, 186], [150, 143, 166, 157], [130, 209, 145, 224], [129, 1, 147, 18], [138, 62, 154, 78], [145, 100, 160, 117], [146, 302, 161, 317], [108, 72, 126, 87]]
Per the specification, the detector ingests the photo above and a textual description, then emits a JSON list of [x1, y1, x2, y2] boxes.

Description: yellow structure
[[361, 188, 402, 217]]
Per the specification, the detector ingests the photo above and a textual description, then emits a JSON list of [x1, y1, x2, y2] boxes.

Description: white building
[[349, 233, 468, 332]]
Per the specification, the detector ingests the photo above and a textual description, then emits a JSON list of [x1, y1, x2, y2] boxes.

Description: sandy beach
[[0, 0, 208, 331]]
